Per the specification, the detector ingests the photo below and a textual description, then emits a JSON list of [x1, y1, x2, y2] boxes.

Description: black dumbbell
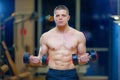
[[42, 54, 49, 65], [72, 50, 98, 65], [89, 50, 98, 61], [23, 52, 30, 63], [23, 52, 48, 65]]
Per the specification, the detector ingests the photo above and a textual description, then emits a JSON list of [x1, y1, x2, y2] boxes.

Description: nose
[[59, 15, 62, 20]]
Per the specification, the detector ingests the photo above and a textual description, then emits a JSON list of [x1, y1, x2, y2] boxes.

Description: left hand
[[78, 53, 90, 64]]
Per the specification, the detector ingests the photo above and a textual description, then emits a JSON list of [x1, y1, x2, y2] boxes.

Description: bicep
[[77, 33, 86, 55], [78, 42, 86, 55], [38, 34, 48, 58], [38, 45, 48, 57]]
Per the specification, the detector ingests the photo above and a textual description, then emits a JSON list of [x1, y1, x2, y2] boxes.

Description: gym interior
[[0, 0, 120, 80]]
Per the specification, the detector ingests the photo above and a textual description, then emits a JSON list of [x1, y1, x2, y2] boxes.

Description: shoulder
[[71, 27, 85, 37], [40, 28, 55, 41], [71, 27, 86, 42]]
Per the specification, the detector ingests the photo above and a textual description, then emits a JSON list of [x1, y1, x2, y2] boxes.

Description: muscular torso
[[42, 27, 82, 70]]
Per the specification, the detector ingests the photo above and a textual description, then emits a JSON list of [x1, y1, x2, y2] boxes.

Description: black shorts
[[46, 68, 79, 80]]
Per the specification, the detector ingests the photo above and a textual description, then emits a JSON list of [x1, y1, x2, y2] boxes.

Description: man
[[30, 5, 90, 80]]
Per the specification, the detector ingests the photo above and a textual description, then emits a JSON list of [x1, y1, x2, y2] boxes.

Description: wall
[[14, 0, 35, 72]]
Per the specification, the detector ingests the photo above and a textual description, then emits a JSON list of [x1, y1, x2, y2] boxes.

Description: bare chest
[[47, 34, 78, 50]]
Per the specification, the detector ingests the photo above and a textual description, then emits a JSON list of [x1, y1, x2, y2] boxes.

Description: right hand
[[29, 55, 40, 63]]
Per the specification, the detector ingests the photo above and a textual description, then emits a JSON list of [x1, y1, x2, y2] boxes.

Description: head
[[54, 5, 70, 27]]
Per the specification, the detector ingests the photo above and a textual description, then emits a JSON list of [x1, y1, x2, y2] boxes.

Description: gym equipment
[[0, 64, 9, 74], [23, 53, 48, 65], [72, 50, 98, 65]]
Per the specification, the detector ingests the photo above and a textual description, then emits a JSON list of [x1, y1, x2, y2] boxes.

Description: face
[[54, 10, 70, 27]]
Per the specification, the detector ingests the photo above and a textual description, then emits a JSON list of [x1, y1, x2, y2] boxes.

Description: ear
[[67, 15, 70, 21]]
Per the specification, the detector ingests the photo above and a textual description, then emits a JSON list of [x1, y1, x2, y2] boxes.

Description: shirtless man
[[30, 5, 90, 80]]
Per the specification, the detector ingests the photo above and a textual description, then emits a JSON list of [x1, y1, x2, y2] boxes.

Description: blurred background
[[0, 0, 120, 80]]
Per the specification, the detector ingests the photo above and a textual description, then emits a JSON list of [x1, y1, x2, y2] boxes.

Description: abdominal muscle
[[48, 50, 76, 70]]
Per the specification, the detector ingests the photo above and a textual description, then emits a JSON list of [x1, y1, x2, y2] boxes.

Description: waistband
[[48, 68, 76, 72]]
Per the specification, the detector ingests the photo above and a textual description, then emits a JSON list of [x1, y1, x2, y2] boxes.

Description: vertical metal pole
[[117, 0, 120, 79], [0, 18, 2, 56], [13, 22, 18, 51], [117, 25, 120, 80], [118, 0, 120, 16], [21, 15, 25, 50], [0, 17, 2, 65], [75, 0, 80, 30], [37, 0, 42, 52]]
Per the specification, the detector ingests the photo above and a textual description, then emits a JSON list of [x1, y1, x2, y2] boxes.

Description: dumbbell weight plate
[[89, 50, 98, 61], [42, 54, 48, 65], [23, 52, 30, 63], [72, 54, 79, 65]]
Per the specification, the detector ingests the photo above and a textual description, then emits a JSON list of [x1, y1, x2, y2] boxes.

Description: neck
[[56, 25, 70, 33]]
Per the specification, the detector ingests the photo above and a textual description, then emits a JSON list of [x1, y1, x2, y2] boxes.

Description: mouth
[[58, 21, 64, 24]]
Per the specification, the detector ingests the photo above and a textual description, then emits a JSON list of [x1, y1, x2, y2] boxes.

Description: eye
[[56, 15, 59, 17], [62, 14, 66, 17]]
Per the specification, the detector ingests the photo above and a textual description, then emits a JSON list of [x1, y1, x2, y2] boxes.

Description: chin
[[57, 24, 65, 27]]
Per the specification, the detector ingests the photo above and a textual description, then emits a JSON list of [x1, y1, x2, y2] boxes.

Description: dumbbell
[[23, 52, 30, 63], [72, 50, 98, 65], [23, 52, 48, 65]]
